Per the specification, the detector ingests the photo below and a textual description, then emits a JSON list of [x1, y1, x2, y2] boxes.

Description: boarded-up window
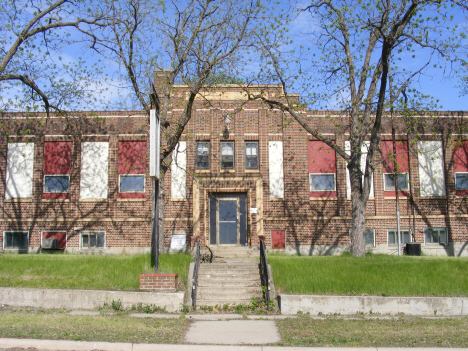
[[381, 140, 409, 196], [308, 141, 336, 198], [417, 141, 446, 197], [43, 142, 71, 199], [269, 141, 284, 199], [5, 143, 34, 199], [345, 141, 374, 198], [42, 231, 67, 249], [118, 141, 146, 199], [271, 230, 285, 249], [80, 142, 109, 200], [453, 141, 468, 195], [171, 142, 186, 199]]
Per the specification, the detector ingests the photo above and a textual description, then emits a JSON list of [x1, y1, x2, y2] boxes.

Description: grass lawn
[[269, 253, 468, 296], [0, 253, 192, 291], [276, 316, 468, 348], [0, 309, 187, 344]]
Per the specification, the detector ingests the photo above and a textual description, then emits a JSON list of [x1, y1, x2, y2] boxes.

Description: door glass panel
[[219, 200, 237, 245], [219, 200, 237, 221]]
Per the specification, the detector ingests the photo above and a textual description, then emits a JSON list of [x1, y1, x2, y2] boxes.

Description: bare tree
[[248, 0, 467, 256], [0, 0, 117, 115]]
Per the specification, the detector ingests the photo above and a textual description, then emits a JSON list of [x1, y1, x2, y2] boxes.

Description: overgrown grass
[[276, 315, 468, 348], [269, 253, 468, 296], [0, 309, 186, 344], [0, 253, 192, 291]]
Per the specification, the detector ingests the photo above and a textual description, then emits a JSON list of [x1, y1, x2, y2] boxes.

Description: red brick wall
[[139, 273, 178, 292]]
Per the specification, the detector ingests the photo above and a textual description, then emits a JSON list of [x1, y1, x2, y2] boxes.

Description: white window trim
[[245, 141, 259, 170], [383, 173, 410, 191], [387, 228, 411, 247], [220, 141, 235, 169], [41, 230, 67, 249], [455, 172, 468, 190], [365, 229, 375, 247], [43, 174, 71, 193], [118, 174, 146, 193], [3, 231, 29, 250], [80, 231, 106, 250], [309, 173, 336, 192], [424, 227, 448, 246], [196, 141, 210, 169]]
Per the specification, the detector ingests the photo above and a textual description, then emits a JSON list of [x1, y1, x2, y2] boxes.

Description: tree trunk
[[350, 195, 367, 257]]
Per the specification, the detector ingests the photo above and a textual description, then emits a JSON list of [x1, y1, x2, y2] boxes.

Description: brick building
[[1, 84, 468, 256]]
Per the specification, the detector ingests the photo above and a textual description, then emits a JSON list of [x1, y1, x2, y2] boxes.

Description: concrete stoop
[[195, 247, 262, 308]]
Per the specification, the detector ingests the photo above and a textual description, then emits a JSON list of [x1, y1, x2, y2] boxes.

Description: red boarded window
[[118, 141, 146, 199], [308, 141, 336, 198], [453, 141, 468, 195], [271, 230, 285, 249], [42, 231, 66, 249], [43, 142, 71, 199], [381, 140, 409, 196]]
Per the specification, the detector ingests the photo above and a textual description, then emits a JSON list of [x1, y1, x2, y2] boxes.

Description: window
[[309, 174, 336, 191], [455, 173, 468, 190], [269, 141, 284, 199], [5, 143, 34, 199], [417, 141, 446, 197], [383, 173, 410, 191], [221, 142, 234, 169], [196, 141, 210, 169], [245, 142, 259, 169], [424, 228, 448, 245], [308, 141, 336, 197], [42, 231, 67, 249], [171, 142, 187, 199], [44, 175, 70, 193], [365, 229, 375, 247], [453, 141, 468, 195], [119, 175, 145, 192], [388, 229, 411, 246], [81, 232, 105, 249], [3, 231, 28, 249], [381, 140, 409, 196], [43, 141, 71, 199], [118, 141, 146, 199], [80, 142, 109, 200]]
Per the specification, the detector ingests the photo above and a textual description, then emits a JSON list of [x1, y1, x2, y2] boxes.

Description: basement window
[[424, 227, 448, 245], [81, 232, 105, 249], [3, 231, 29, 249]]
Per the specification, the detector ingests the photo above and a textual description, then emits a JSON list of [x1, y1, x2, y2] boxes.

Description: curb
[[1, 339, 468, 351]]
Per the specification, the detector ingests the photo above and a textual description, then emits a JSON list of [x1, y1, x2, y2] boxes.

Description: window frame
[[365, 229, 375, 247], [383, 173, 410, 191], [309, 173, 336, 192], [196, 141, 210, 169], [3, 231, 29, 250], [80, 231, 106, 250], [455, 172, 468, 190], [118, 174, 146, 193], [387, 228, 411, 247], [424, 227, 448, 245], [220, 141, 235, 170], [41, 230, 67, 250], [245, 141, 259, 170], [43, 174, 71, 193]]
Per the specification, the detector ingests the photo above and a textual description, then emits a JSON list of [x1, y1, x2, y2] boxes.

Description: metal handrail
[[259, 238, 270, 310], [191, 239, 201, 310]]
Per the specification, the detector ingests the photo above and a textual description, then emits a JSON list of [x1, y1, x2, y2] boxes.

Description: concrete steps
[[195, 248, 262, 309]]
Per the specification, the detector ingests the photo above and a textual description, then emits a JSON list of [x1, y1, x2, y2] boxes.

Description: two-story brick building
[[1, 84, 468, 256]]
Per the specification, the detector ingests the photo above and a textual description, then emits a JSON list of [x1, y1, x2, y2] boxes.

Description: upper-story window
[[381, 140, 409, 196], [453, 141, 468, 195], [196, 141, 210, 169], [118, 141, 146, 199], [308, 141, 336, 198], [245, 142, 259, 169], [221, 142, 234, 169], [43, 141, 71, 199]]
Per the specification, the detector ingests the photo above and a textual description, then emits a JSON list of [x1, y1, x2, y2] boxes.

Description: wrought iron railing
[[191, 239, 201, 310], [259, 238, 270, 310]]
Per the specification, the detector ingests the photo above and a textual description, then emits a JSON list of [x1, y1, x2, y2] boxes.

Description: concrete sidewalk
[[1, 339, 468, 351]]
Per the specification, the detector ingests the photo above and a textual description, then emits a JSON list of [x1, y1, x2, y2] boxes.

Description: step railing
[[192, 239, 201, 310], [259, 238, 270, 310]]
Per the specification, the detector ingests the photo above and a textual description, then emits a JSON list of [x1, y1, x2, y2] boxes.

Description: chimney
[[153, 69, 173, 95]]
